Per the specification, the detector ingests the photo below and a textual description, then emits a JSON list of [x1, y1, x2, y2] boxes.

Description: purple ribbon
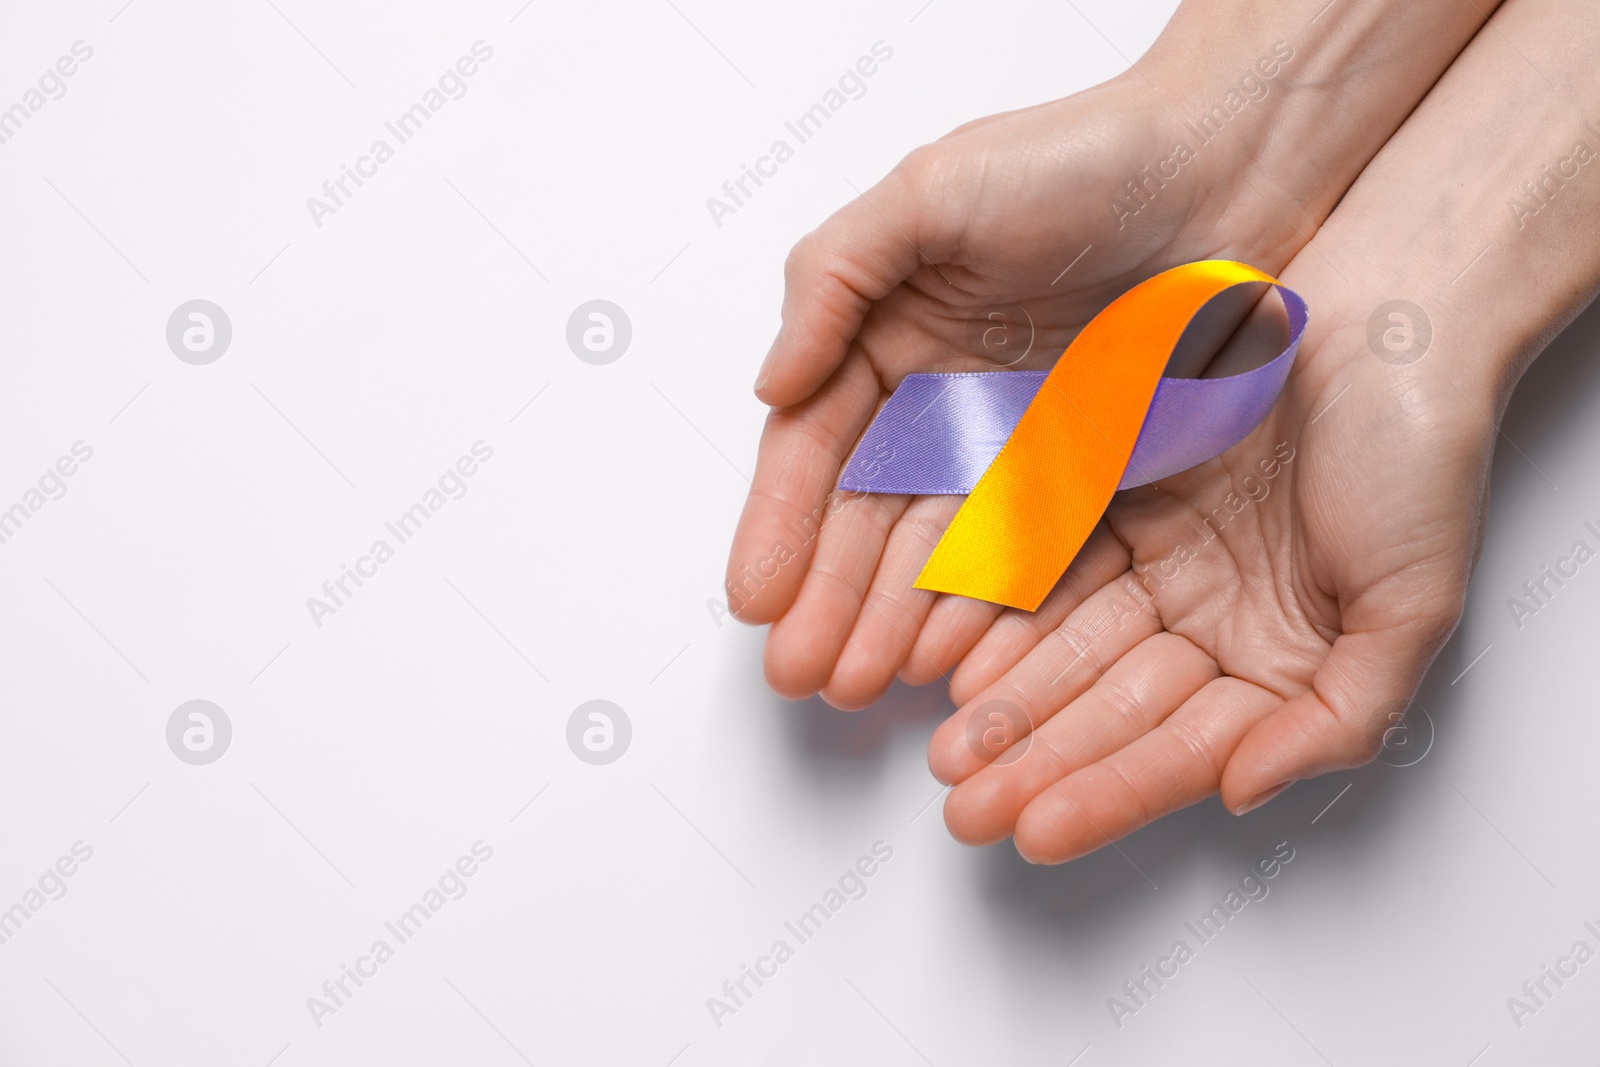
[[839, 285, 1307, 494]]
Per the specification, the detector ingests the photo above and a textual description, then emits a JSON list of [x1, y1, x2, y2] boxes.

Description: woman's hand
[[927, 261, 1492, 861], [725, 74, 1308, 709], [928, 0, 1600, 862], [725, 0, 1503, 710]]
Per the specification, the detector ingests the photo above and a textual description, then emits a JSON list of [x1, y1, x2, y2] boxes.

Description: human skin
[[931, 0, 1600, 861], [725, 0, 1501, 710]]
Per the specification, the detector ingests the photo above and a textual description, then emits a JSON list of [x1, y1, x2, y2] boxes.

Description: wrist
[[1137, 0, 1505, 230], [1307, 21, 1600, 416]]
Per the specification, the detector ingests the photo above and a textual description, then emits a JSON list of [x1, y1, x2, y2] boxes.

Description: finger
[[823, 495, 965, 710], [726, 354, 880, 625], [944, 632, 1218, 846], [1219, 609, 1458, 814], [762, 487, 908, 701], [900, 488, 1135, 691], [926, 571, 1163, 786], [754, 163, 940, 407], [1014, 677, 1282, 864], [948, 524, 1131, 706], [897, 593, 1003, 687]]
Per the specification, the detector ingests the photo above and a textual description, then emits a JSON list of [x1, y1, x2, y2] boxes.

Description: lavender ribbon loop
[[838, 285, 1307, 495]]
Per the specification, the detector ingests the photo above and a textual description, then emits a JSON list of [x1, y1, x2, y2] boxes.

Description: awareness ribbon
[[837, 260, 1307, 611]]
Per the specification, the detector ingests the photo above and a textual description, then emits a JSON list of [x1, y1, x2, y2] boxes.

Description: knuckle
[[1027, 734, 1072, 780], [1343, 705, 1391, 765], [1054, 623, 1104, 677], [1164, 717, 1225, 777], [1114, 572, 1160, 621], [894, 144, 937, 181], [889, 144, 947, 198], [1350, 726, 1387, 766], [782, 236, 816, 284], [1420, 591, 1467, 645], [899, 508, 954, 560], [1099, 761, 1152, 829], [1094, 677, 1145, 734]]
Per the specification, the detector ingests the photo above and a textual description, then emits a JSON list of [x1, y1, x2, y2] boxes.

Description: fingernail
[[1234, 780, 1294, 815]]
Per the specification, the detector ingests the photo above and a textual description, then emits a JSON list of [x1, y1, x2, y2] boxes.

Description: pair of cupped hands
[[724, 3, 1573, 863]]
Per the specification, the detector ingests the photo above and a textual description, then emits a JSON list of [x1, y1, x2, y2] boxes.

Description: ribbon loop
[[837, 260, 1307, 611]]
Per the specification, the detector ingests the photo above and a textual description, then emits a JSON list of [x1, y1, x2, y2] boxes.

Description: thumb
[[754, 163, 937, 407], [1219, 609, 1460, 814]]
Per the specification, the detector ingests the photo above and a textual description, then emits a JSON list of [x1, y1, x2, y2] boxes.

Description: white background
[[1, 1, 1597, 1064]]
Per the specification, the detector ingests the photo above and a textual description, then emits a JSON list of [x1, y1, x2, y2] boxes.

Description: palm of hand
[[729, 81, 1309, 710], [928, 337, 1489, 862]]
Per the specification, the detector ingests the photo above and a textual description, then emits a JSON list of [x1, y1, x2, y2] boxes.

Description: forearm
[[1309, 0, 1600, 407], [1136, 0, 1505, 229]]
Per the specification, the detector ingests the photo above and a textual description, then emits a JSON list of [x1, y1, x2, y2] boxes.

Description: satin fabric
[[836, 260, 1308, 611]]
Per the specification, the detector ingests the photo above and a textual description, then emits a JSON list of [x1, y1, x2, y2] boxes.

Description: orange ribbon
[[914, 259, 1289, 610]]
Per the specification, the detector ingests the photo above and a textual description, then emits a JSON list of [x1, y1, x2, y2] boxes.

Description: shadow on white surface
[[779, 681, 949, 769], [1499, 295, 1600, 460]]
